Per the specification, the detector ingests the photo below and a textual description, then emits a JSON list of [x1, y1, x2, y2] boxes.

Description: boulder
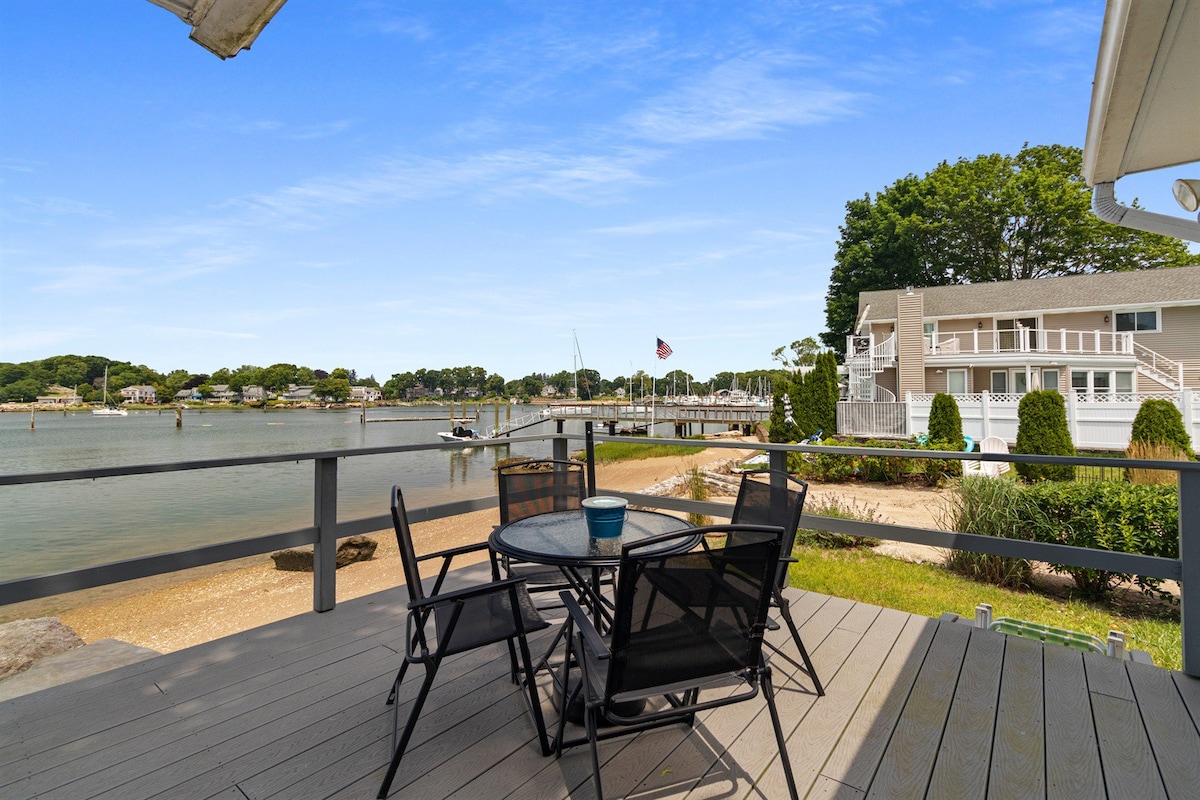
[[0, 617, 85, 681], [271, 536, 379, 572]]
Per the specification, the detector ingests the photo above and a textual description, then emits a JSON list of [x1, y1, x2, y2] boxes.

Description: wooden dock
[[2, 563, 1198, 799]]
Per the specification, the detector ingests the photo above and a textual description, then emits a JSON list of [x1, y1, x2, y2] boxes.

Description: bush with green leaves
[[1131, 398, 1194, 458], [1013, 390, 1075, 482], [927, 392, 964, 447], [857, 439, 918, 483], [796, 495, 882, 548], [1021, 481, 1178, 600], [939, 476, 1037, 588]]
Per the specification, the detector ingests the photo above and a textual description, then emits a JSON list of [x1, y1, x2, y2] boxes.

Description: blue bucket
[[582, 496, 628, 538]]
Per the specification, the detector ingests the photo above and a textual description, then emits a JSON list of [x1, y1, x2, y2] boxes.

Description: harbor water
[[0, 406, 563, 582]]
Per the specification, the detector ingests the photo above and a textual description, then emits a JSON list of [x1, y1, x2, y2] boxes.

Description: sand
[[8, 441, 951, 654]]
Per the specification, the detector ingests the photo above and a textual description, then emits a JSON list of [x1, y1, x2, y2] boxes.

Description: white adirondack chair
[[964, 436, 1011, 477]]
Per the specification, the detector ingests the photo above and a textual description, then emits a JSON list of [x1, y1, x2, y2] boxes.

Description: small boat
[[92, 365, 128, 417], [437, 425, 483, 443]]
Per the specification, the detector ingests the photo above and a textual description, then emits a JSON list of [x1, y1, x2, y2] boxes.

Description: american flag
[[656, 338, 672, 359]]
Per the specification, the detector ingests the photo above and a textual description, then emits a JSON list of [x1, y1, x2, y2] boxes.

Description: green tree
[[313, 378, 351, 402], [1130, 399, 1194, 458], [771, 338, 822, 370], [927, 392, 964, 446], [1014, 390, 1076, 482], [822, 144, 1193, 356]]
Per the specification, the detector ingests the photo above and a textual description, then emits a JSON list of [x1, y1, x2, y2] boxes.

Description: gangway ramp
[[484, 407, 552, 438]]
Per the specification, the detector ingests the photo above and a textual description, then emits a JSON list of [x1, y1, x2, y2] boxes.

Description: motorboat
[[437, 425, 482, 443]]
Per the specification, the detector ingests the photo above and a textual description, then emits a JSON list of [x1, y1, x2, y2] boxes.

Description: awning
[[1082, 1, 1200, 242], [147, 0, 289, 59]]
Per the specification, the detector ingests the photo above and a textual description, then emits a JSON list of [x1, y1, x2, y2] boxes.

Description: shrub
[[939, 477, 1036, 588], [927, 392, 964, 448], [683, 465, 711, 528], [1021, 481, 1179, 600], [920, 439, 962, 485], [1125, 440, 1190, 486], [807, 447, 858, 482], [797, 495, 882, 548], [1130, 398, 1194, 458], [1014, 390, 1075, 482]]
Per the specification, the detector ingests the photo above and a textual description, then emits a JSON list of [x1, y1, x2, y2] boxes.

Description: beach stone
[[0, 617, 85, 681], [271, 536, 379, 572]]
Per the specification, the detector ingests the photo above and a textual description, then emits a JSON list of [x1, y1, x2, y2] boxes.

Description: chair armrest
[[416, 541, 491, 564], [407, 576, 528, 611], [559, 591, 610, 661]]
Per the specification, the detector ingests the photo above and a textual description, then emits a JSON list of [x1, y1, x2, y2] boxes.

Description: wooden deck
[[3, 562, 1199, 800]]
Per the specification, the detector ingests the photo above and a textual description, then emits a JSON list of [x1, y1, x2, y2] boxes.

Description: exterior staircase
[[845, 333, 896, 401], [1132, 341, 1183, 390]]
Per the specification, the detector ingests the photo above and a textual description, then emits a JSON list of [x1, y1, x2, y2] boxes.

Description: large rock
[[270, 536, 379, 572], [0, 617, 85, 681]]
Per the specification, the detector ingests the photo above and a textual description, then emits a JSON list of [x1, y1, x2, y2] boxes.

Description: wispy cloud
[[31, 265, 147, 292], [149, 326, 259, 340], [623, 57, 861, 143], [589, 215, 728, 236]]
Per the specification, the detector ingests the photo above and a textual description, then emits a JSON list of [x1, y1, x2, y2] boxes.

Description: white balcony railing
[[927, 327, 1135, 356]]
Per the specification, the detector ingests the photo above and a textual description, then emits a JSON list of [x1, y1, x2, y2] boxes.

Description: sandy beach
[[4, 442, 948, 654]]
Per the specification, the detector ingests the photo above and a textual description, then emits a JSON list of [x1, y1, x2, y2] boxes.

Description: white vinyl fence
[[838, 389, 1200, 450]]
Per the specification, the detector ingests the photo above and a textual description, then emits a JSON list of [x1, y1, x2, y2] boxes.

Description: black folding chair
[[378, 486, 550, 799], [730, 470, 824, 695], [495, 459, 589, 601], [554, 524, 800, 800]]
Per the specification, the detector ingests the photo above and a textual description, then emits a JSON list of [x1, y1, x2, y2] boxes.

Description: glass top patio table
[[489, 509, 697, 567]]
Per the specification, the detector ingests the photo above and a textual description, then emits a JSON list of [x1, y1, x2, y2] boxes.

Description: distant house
[[541, 385, 558, 398], [121, 385, 157, 404], [281, 385, 315, 402], [464, 386, 481, 398], [838, 266, 1200, 447], [175, 388, 201, 401], [350, 385, 383, 402], [405, 385, 430, 400], [241, 385, 267, 402], [36, 392, 80, 406], [208, 385, 238, 403]]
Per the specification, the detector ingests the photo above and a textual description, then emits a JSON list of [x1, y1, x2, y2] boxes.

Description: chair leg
[[776, 594, 824, 696], [515, 633, 551, 756], [762, 668, 799, 800], [378, 660, 439, 799], [385, 658, 411, 706], [585, 704, 604, 800]]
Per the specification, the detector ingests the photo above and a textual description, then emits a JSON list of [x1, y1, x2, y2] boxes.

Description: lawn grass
[[789, 545, 1182, 670], [579, 441, 707, 464]]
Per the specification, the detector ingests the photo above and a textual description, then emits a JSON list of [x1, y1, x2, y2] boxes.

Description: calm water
[[0, 406, 565, 581]]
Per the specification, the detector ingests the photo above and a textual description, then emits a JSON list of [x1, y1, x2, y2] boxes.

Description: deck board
[[2, 571, 1198, 800]]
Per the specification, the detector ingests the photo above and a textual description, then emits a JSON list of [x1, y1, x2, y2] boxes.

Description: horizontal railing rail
[[2, 431, 1197, 674]]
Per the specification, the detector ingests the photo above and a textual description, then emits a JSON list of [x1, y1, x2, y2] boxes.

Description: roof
[[858, 265, 1200, 322], [1082, 0, 1200, 185]]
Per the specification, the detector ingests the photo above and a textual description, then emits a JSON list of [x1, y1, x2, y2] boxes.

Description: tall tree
[[822, 143, 1193, 357]]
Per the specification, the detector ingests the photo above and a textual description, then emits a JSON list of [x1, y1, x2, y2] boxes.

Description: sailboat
[[92, 365, 128, 417]]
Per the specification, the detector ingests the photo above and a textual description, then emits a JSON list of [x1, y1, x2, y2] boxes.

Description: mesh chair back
[[497, 459, 587, 525], [606, 526, 782, 698], [390, 485, 426, 604], [730, 471, 807, 590]]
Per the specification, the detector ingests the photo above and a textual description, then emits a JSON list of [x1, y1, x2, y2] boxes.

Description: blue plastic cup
[[582, 496, 628, 538]]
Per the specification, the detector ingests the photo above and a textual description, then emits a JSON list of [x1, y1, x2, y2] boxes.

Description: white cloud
[[623, 57, 861, 143], [31, 265, 147, 292]]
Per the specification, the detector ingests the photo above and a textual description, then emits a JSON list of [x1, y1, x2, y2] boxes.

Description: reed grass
[[582, 441, 703, 464]]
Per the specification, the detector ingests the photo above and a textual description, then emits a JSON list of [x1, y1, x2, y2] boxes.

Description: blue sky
[[0, 1, 1155, 385]]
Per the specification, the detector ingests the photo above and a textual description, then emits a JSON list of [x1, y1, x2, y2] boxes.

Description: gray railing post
[[769, 448, 788, 478], [553, 419, 568, 462], [584, 422, 597, 497], [313, 456, 338, 613], [1180, 469, 1200, 676]]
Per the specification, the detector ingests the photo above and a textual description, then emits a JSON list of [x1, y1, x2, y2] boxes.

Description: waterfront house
[[839, 266, 1200, 447], [120, 385, 157, 404], [281, 385, 316, 403], [350, 385, 383, 402]]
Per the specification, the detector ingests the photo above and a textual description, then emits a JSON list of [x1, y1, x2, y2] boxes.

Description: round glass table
[[489, 508, 696, 567]]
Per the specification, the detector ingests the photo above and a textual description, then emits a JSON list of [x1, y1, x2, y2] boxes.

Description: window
[[923, 322, 936, 352], [1115, 310, 1159, 332], [947, 369, 967, 394], [1093, 372, 1111, 394], [991, 371, 1008, 393], [1010, 370, 1028, 394], [1041, 368, 1059, 392], [1072, 371, 1088, 394], [1116, 371, 1133, 393]]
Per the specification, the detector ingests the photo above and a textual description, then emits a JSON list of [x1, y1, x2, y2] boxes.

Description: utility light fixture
[[1173, 179, 1200, 214]]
